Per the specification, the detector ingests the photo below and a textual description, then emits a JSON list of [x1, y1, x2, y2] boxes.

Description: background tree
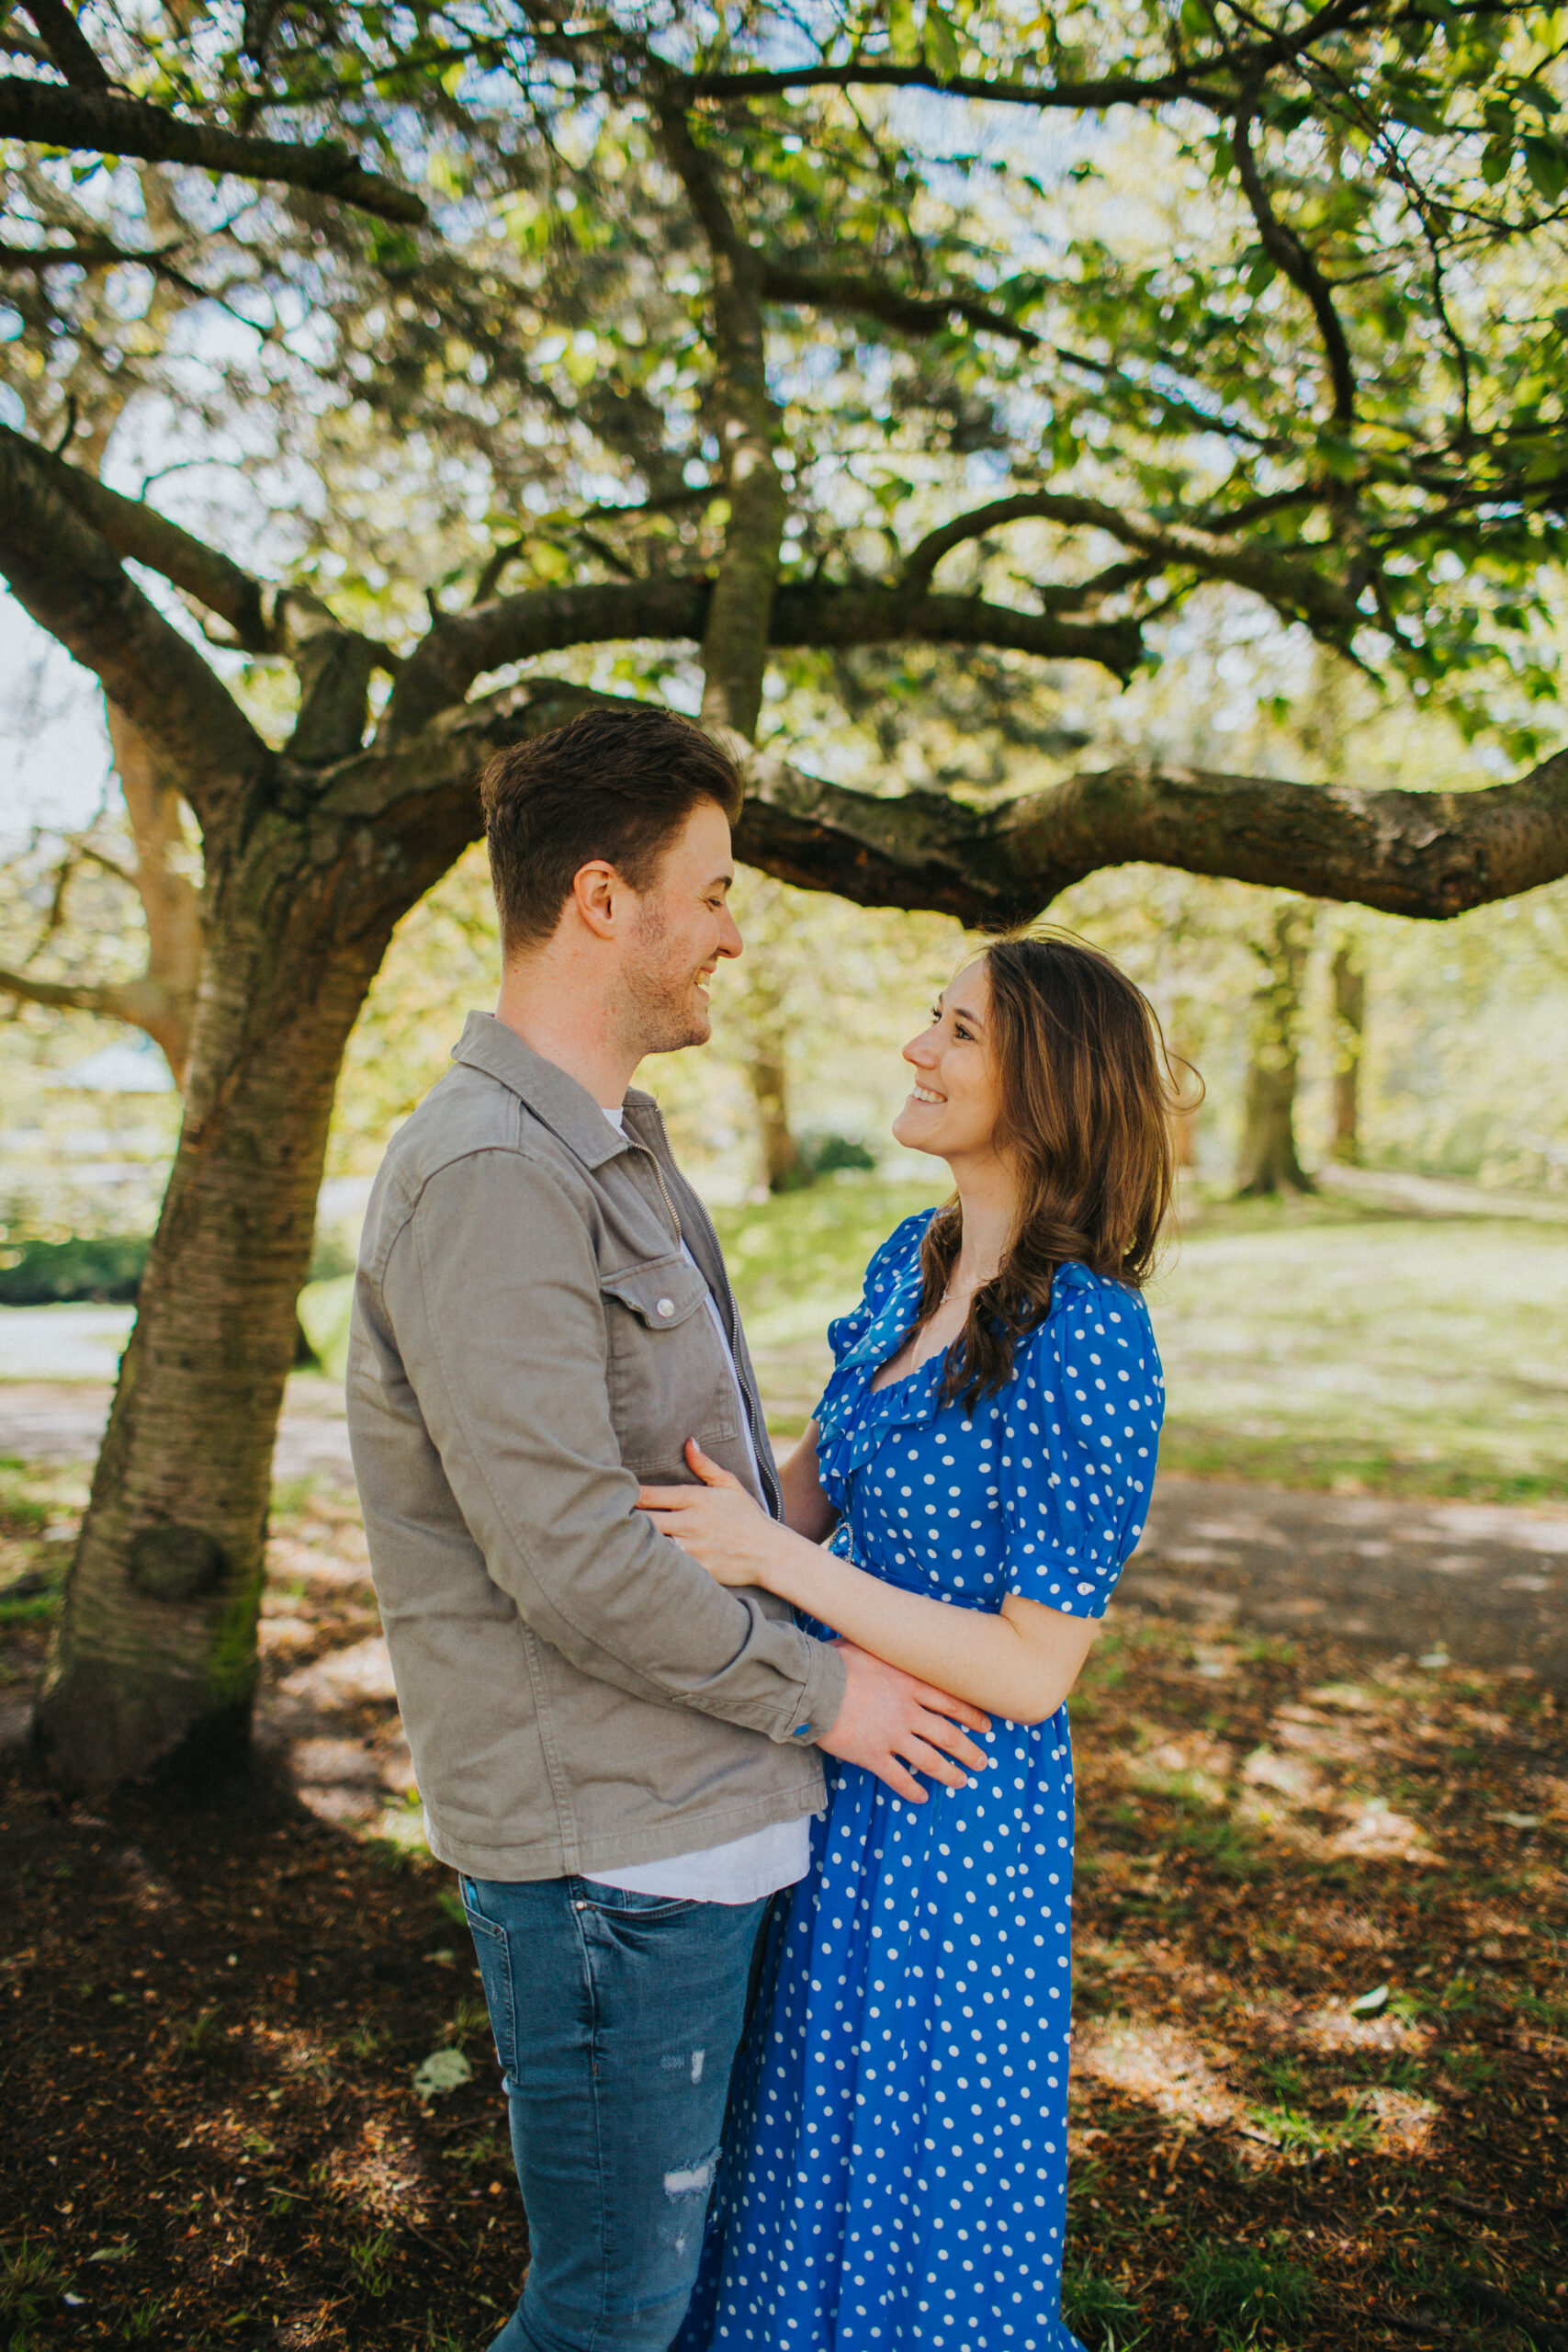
[[1330, 933, 1369, 1165], [3, 0, 1568, 1789], [1235, 897, 1316, 1195]]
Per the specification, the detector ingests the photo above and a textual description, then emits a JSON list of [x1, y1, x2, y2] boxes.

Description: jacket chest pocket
[[601, 1256, 741, 1476]]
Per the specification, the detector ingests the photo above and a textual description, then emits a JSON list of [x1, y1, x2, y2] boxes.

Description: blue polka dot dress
[[676, 1210, 1165, 2352]]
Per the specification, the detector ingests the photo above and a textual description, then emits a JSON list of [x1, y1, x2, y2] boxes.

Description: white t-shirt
[[585, 1107, 811, 1905]]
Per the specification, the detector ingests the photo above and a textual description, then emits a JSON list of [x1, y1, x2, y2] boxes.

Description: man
[[347, 705, 986, 2352]]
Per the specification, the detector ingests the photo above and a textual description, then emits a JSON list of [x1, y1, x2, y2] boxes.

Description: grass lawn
[[711, 1177, 1568, 1505]]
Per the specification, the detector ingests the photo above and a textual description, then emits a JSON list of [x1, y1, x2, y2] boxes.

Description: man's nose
[[717, 907, 743, 957]]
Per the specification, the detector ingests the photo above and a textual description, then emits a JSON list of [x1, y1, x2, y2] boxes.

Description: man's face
[[618, 800, 742, 1056]]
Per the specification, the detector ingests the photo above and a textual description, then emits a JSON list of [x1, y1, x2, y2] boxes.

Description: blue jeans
[[459, 1873, 771, 2352]]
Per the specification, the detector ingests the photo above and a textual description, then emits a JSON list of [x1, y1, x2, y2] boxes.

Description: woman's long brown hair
[[916, 930, 1196, 1409]]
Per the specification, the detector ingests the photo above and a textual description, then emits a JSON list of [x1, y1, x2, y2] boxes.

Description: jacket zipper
[[633, 1140, 682, 1246]]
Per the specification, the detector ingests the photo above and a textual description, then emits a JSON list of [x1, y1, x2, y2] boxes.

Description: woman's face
[[892, 959, 1002, 1165]]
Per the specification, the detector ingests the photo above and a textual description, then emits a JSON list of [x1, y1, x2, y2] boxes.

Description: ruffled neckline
[[816, 1241, 1100, 1488]]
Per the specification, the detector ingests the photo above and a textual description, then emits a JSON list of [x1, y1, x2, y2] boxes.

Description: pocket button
[[656, 1297, 675, 1318]]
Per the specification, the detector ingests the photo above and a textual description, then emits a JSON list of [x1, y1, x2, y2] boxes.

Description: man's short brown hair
[[478, 705, 745, 953]]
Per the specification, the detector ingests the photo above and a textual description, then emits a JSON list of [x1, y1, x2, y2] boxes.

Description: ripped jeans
[[458, 1873, 771, 2352]]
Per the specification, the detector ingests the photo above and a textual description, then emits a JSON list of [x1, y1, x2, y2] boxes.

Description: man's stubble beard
[[615, 899, 713, 1061]]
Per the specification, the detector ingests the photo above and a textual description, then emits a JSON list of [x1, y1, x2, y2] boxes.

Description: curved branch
[[5, 424, 272, 643], [898, 492, 1358, 634], [769, 582, 1145, 672], [0, 232, 200, 290], [679, 60, 1231, 111], [738, 750, 1568, 926], [761, 260, 1043, 350], [4, 428, 397, 678], [0, 964, 184, 1058], [383, 578, 710, 740], [1233, 85, 1357, 424], [0, 74, 426, 223], [0, 428, 270, 818], [340, 679, 1568, 931], [382, 571, 1144, 741]]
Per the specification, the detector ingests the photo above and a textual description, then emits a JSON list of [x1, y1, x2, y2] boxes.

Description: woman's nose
[[903, 1030, 937, 1067]]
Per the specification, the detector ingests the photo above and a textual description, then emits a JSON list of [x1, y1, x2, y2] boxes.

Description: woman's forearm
[[760, 1525, 1089, 1725], [778, 1420, 838, 1543]]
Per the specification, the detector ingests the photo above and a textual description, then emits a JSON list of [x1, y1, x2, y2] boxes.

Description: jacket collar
[[451, 1011, 634, 1173]]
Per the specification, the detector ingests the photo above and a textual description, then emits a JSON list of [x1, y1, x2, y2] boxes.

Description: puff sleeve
[[995, 1267, 1164, 1620]]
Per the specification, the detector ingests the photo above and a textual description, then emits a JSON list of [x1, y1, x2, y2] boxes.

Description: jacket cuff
[[779, 1634, 848, 1747]]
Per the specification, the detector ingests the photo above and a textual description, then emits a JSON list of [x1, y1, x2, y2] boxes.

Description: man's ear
[[570, 859, 622, 939]]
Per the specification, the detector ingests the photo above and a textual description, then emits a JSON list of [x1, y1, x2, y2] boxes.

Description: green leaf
[[413, 2048, 472, 2098], [1481, 134, 1513, 186], [1522, 134, 1568, 203], [925, 3, 961, 80], [887, 0, 920, 65]]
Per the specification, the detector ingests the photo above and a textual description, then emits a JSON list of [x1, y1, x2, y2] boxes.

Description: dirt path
[[6, 1381, 1567, 1687], [1132, 1479, 1568, 1685]]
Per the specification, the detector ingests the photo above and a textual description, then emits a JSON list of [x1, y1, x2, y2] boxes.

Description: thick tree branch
[[382, 572, 1143, 741], [0, 429, 270, 817], [383, 578, 711, 740], [5, 424, 273, 643], [738, 751, 1568, 926], [338, 677, 1568, 929], [899, 493, 1359, 634], [4, 426, 396, 680], [769, 583, 1144, 671], [20, 0, 108, 90], [0, 75, 426, 222]]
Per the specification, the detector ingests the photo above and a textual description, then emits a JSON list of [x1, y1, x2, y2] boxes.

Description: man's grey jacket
[[346, 1012, 847, 1883]]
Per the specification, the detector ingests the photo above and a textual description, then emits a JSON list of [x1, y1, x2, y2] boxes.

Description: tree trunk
[[105, 702, 203, 1084], [1235, 899, 1315, 1196], [746, 1045, 812, 1193], [1330, 937, 1366, 1164], [33, 809, 400, 1791]]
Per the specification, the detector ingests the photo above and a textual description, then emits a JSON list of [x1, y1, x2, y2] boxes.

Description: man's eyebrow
[[703, 870, 736, 891]]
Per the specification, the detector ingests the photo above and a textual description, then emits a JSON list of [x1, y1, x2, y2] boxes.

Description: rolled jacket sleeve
[[382, 1149, 845, 1744]]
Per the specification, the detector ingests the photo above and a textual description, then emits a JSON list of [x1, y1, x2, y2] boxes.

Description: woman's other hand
[[637, 1440, 782, 1588]]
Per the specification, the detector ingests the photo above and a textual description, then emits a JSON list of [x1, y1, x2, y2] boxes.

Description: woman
[[639, 932, 1180, 2352]]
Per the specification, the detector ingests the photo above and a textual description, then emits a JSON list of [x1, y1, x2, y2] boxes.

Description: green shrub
[[0, 1235, 148, 1305]]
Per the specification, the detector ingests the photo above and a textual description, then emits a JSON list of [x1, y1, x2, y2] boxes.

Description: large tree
[[4, 0, 1567, 1790]]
